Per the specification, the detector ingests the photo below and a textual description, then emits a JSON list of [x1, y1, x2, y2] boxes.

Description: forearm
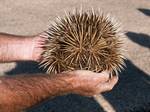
[[0, 33, 34, 62], [0, 74, 73, 112]]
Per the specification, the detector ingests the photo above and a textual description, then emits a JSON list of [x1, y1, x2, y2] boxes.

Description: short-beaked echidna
[[40, 9, 125, 76]]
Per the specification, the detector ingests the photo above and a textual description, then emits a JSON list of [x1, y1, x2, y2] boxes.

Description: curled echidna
[[40, 9, 125, 75]]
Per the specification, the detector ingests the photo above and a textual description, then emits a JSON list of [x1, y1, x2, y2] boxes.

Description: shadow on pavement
[[27, 94, 105, 112], [5, 61, 45, 75], [138, 8, 150, 16], [126, 32, 150, 49], [102, 59, 150, 112]]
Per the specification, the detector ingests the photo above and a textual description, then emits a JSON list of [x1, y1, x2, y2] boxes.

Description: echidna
[[40, 9, 125, 76], [39, 9, 125, 111]]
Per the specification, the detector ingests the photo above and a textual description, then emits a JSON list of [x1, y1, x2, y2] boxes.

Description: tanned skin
[[0, 33, 118, 112]]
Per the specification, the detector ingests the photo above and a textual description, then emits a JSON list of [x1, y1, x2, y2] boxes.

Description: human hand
[[29, 33, 48, 62], [67, 70, 118, 96], [0, 32, 47, 62]]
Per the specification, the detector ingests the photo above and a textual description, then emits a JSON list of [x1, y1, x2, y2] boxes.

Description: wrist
[[14, 36, 38, 61], [25, 34, 47, 62], [0, 34, 36, 62], [20, 36, 35, 61], [50, 73, 75, 95], [21, 35, 46, 62], [56, 71, 87, 95]]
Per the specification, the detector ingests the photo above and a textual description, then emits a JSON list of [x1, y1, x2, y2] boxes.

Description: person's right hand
[[67, 70, 118, 96]]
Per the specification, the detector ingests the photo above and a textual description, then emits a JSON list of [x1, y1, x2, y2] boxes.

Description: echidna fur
[[40, 9, 125, 76]]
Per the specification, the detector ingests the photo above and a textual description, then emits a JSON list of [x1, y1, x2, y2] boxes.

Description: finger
[[91, 71, 110, 83], [69, 70, 110, 82], [96, 76, 119, 93], [97, 71, 110, 82], [108, 75, 119, 85]]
